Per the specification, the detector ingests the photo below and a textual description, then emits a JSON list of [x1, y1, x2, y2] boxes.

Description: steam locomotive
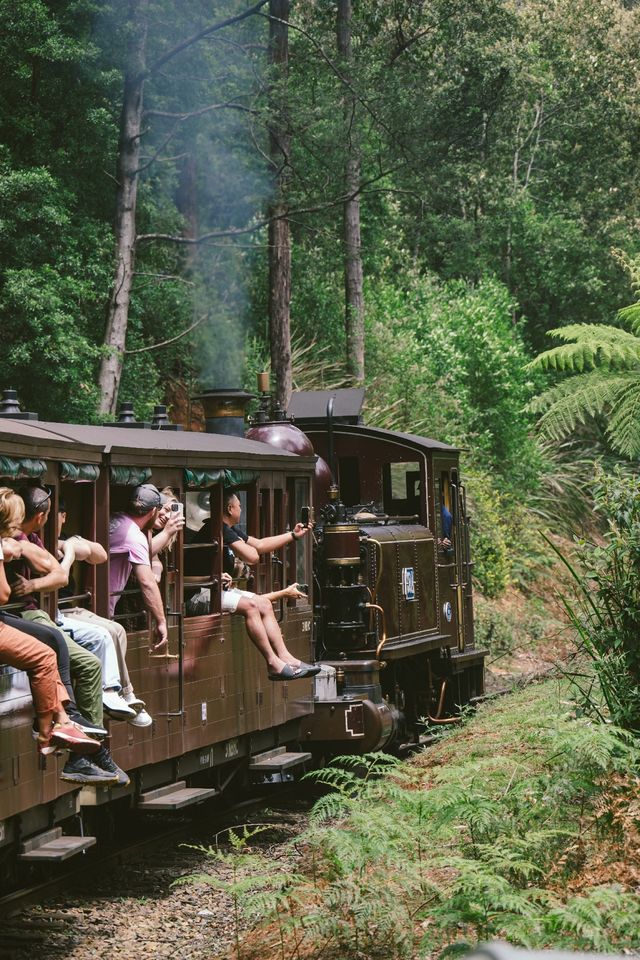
[[0, 383, 483, 881]]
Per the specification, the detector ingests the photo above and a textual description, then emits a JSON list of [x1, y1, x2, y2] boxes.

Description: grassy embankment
[[225, 679, 640, 960]]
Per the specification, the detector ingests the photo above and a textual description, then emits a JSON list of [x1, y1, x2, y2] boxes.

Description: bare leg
[[254, 596, 301, 666], [236, 597, 288, 673]]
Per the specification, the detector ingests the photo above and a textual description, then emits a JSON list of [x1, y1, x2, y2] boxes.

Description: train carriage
[[0, 384, 484, 882], [0, 406, 316, 872]]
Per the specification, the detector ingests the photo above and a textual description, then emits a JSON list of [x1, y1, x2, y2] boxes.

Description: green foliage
[[463, 469, 511, 598], [365, 270, 540, 490], [529, 286, 640, 458], [549, 471, 640, 732], [174, 824, 303, 960], [239, 684, 640, 959]]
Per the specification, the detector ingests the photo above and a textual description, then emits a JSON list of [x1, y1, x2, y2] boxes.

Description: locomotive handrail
[[366, 601, 388, 662], [367, 538, 384, 605]]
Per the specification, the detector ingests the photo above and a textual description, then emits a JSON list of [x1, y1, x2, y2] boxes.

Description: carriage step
[[138, 780, 219, 811], [249, 747, 312, 783], [19, 827, 96, 862]]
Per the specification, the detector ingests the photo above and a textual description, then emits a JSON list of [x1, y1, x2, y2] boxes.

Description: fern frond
[[618, 301, 640, 336], [528, 324, 640, 373], [535, 371, 634, 441], [605, 379, 640, 458]]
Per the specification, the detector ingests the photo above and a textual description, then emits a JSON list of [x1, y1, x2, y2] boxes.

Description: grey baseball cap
[[128, 483, 162, 512]]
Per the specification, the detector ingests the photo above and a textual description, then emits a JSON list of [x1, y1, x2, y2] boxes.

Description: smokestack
[[0, 389, 38, 421], [192, 388, 254, 437]]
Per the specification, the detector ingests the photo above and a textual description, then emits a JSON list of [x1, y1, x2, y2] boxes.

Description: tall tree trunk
[[98, 0, 149, 417], [267, 0, 292, 412], [337, 0, 364, 384]]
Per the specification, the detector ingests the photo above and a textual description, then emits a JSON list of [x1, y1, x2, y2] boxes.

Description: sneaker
[[93, 746, 130, 787], [61, 755, 119, 785], [103, 688, 137, 720], [123, 691, 146, 711], [48, 722, 100, 754], [66, 707, 108, 738], [128, 707, 153, 728]]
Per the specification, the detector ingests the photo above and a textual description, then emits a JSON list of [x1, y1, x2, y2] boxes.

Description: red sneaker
[[49, 722, 100, 754]]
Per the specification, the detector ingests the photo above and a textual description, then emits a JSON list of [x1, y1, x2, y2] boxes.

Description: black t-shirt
[[223, 523, 248, 576]]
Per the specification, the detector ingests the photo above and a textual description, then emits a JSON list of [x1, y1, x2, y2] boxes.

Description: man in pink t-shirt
[[108, 484, 168, 651]]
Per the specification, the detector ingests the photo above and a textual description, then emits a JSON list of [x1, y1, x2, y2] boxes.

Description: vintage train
[[0, 382, 484, 882]]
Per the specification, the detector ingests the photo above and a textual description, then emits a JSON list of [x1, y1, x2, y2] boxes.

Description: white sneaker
[[128, 707, 153, 728], [123, 691, 146, 711], [103, 689, 137, 720]]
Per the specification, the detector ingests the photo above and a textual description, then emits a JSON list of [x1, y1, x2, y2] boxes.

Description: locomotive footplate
[[448, 647, 488, 670], [379, 632, 455, 659]]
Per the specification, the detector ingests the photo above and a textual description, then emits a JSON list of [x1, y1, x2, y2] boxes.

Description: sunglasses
[[34, 487, 52, 512]]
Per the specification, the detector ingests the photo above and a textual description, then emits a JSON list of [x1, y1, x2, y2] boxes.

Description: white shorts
[[221, 587, 255, 614]]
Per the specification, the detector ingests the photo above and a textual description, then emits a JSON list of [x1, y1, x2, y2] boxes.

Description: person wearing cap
[[108, 484, 168, 651]]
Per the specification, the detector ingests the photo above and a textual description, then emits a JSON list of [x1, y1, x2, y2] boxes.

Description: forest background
[[2, 0, 640, 625]]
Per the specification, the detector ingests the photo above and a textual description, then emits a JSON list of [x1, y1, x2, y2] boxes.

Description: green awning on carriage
[[110, 465, 152, 485], [224, 468, 258, 488], [183, 468, 259, 489], [60, 462, 101, 482], [0, 456, 46, 480]]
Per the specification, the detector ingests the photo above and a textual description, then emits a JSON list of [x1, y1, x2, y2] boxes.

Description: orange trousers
[[0, 620, 67, 717]]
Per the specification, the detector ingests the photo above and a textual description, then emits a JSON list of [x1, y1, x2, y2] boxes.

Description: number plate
[[225, 738, 239, 759]]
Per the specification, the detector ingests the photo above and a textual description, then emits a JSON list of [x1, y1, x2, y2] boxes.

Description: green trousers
[[21, 609, 103, 726]]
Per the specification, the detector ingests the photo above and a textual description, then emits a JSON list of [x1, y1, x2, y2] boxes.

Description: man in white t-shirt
[[108, 484, 168, 651]]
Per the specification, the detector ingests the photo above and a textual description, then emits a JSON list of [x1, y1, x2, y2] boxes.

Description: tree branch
[[136, 163, 401, 246], [146, 0, 269, 78], [144, 101, 257, 121], [123, 315, 206, 354]]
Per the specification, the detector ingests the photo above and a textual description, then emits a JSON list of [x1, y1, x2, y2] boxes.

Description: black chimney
[[192, 389, 254, 437], [0, 389, 38, 421]]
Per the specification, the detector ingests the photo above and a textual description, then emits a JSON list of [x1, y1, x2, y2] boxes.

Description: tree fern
[[528, 306, 640, 457]]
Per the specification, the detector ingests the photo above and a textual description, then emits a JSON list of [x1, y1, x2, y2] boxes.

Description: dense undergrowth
[[184, 680, 640, 960]]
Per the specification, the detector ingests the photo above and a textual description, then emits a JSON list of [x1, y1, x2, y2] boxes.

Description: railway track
[[0, 790, 306, 928]]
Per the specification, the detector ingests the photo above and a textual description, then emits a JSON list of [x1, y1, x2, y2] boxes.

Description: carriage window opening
[[338, 457, 360, 506], [382, 462, 421, 516], [58, 481, 96, 610], [183, 487, 221, 617], [438, 471, 455, 560], [288, 478, 310, 588]]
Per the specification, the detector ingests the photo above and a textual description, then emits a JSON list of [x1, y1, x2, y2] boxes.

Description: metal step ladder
[[19, 827, 96, 862], [249, 746, 312, 784], [138, 780, 219, 811]]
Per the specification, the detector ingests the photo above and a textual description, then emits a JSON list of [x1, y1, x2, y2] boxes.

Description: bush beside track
[[219, 679, 640, 959]]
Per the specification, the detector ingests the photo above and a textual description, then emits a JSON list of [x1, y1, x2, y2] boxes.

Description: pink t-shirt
[[108, 514, 150, 617]]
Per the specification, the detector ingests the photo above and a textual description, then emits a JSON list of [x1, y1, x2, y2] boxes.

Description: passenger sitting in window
[[6, 485, 129, 785], [7, 485, 104, 729], [108, 483, 168, 652], [185, 490, 317, 680], [0, 489, 103, 765], [219, 490, 319, 682], [57, 501, 152, 729]]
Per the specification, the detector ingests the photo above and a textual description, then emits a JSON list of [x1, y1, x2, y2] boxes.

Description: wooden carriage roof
[[314, 422, 460, 455], [0, 418, 315, 472]]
